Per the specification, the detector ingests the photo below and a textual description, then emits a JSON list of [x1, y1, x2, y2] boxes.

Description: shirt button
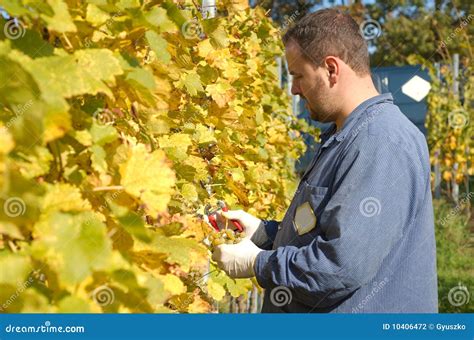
[[278, 226, 282, 230]]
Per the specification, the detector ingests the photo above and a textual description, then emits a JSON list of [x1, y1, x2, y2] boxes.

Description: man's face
[[285, 42, 337, 123]]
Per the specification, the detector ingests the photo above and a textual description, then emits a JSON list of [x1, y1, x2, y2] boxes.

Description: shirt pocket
[[293, 182, 328, 241]]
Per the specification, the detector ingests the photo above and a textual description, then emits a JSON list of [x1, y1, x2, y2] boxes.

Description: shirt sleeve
[[253, 136, 426, 308], [251, 220, 279, 250]]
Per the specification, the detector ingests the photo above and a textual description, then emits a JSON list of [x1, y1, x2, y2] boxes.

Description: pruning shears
[[204, 200, 243, 232]]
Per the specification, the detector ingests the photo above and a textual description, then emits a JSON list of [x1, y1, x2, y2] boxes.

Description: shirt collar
[[320, 93, 394, 148]]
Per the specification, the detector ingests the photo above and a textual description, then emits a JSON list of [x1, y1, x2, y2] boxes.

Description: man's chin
[[306, 103, 325, 122], [308, 109, 320, 122]]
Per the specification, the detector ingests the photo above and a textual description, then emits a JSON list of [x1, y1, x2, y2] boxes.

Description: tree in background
[[252, 0, 472, 66]]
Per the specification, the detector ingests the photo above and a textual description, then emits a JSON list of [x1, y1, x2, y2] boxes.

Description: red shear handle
[[221, 206, 244, 232], [207, 214, 220, 232]]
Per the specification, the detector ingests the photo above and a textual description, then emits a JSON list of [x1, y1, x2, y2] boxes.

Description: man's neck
[[335, 85, 380, 131]]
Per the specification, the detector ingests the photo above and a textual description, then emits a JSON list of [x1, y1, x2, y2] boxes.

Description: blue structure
[[371, 65, 430, 134], [296, 65, 431, 174]]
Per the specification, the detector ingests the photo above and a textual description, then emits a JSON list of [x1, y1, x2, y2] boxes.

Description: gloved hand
[[212, 238, 263, 278], [218, 210, 269, 246]]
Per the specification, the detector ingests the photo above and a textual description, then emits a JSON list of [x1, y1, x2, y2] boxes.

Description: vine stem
[[93, 185, 124, 192], [62, 33, 73, 50], [8, 240, 18, 253], [193, 269, 217, 284]]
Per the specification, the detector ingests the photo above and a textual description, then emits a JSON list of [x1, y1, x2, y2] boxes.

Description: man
[[212, 8, 438, 313]]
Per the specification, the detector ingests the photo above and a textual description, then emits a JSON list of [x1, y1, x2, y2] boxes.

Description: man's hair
[[283, 8, 370, 76]]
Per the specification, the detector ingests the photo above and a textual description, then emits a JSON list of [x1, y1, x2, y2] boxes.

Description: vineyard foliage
[[0, 0, 313, 312], [408, 54, 473, 192]]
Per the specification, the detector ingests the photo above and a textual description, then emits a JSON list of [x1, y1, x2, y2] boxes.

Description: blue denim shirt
[[254, 93, 438, 313]]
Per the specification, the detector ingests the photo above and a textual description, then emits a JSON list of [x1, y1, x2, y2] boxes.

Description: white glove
[[212, 239, 263, 278], [219, 210, 269, 247]]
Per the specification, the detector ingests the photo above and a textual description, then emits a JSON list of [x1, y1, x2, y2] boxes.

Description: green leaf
[[209, 264, 253, 297], [193, 124, 217, 145], [144, 7, 176, 32], [90, 144, 108, 175], [176, 71, 204, 96], [207, 278, 226, 301], [90, 122, 118, 146], [18, 289, 52, 313], [225, 278, 252, 298], [203, 19, 229, 48], [117, 0, 140, 10], [108, 201, 151, 243], [57, 296, 93, 313], [126, 68, 156, 90], [74, 49, 123, 83], [158, 133, 192, 161], [7, 29, 54, 58], [86, 4, 110, 26], [143, 274, 168, 305], [33, 211, 112, 284], [0, 53, 40, 106], [41, 0, 77, 33], [10, 48, 123, 113], [145, 31, 171, 64], [0, 0, 31, 16], [16, 146, 53, 179], [161, 0, 187, 28], [156, 222, 184, 236], [0, 252, 31, 285], [181, 183, 198, 202], [153, 235, 206, 271], [180, 155, 208, 181]]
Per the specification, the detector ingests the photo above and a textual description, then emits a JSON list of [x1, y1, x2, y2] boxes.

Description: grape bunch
[[207, 229, 246, 249]]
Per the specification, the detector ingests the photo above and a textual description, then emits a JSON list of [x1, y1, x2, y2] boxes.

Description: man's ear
[[324, 56, 339, 85]]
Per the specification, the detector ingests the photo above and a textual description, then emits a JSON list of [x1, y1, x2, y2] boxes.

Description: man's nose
[[291, 82, 300, 96]]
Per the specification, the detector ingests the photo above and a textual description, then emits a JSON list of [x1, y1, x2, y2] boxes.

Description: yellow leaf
[[188, 294, 211, 313], [16, 146, 53, 179], [181, 183, 198, 202], [72, 130, 93, 146], [158, 133, 192, 161], [207, 278, 226, 301], [223, 61, 241, 81], [175, 71, 204, 96], [228, 0, 249, 11], [229, 167, 245, 184], [206, 81, 235, 108], [42, 183, 92, 213], [193, 124, 217, 145], [442, 170, 452, 181], [120, 144, 175, 215], [43, 108, 71, 143], [183, 155, 208, 181], [226, 278, 253, 298], [0, 252, 31, 285], [0, 222, 24, 240], [197, 39, 214, 59], [159, 274, 186, 295], [0, 126, 14, 154]]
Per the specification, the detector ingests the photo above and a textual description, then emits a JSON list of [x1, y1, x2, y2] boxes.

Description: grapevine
[[407, 54, 473, 199], [0, 0, 314, 312]]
